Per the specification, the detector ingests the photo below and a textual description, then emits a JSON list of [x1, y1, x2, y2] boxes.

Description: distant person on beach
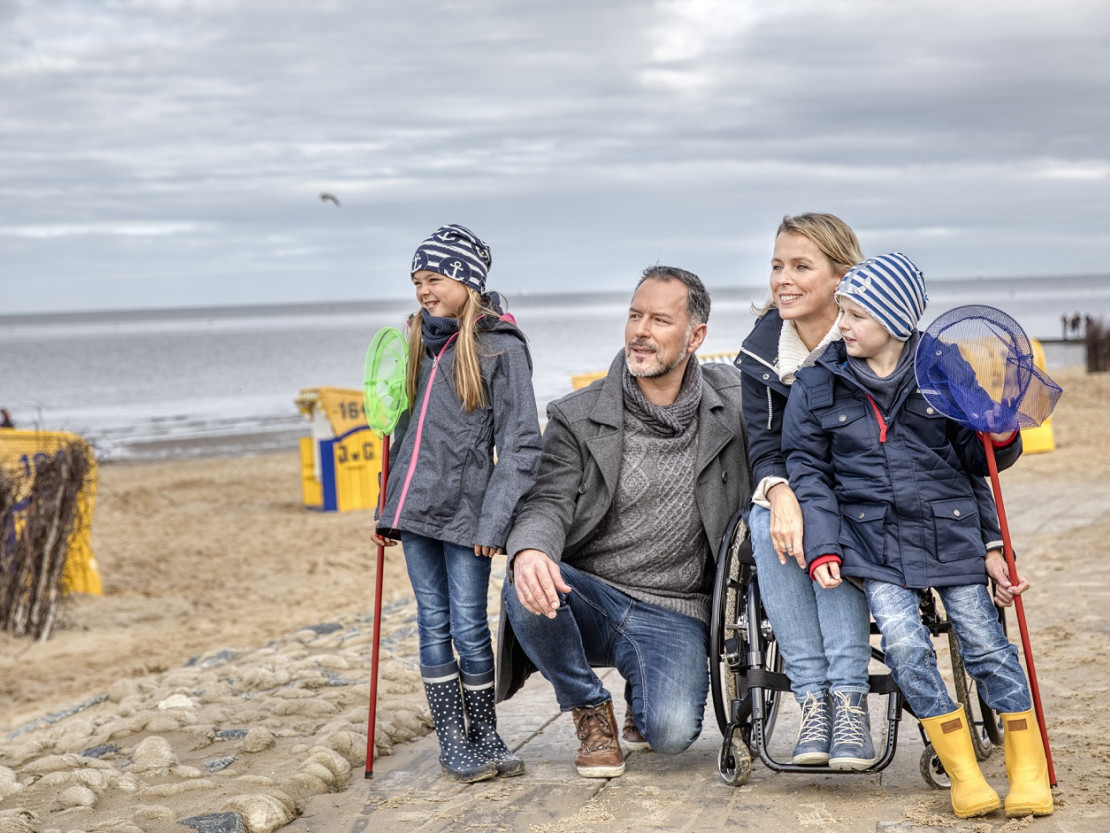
[[783, 253, 1052, 819], [373, 224, 543, 783], [735, 213, 875, 769], [496, 266, 751, 778], [0, 409, 12, 429]]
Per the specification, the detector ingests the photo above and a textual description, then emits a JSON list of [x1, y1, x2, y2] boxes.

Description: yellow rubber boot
[[921, 708, 1001, 818], [1002, 709, 1054, 817]]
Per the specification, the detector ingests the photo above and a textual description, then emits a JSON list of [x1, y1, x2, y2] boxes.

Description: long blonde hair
[[754, 213, 863, 315], [406, 288, 499, 412]]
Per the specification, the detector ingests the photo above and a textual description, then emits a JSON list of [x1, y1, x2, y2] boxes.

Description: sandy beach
[[1, 365, 1108, 832]]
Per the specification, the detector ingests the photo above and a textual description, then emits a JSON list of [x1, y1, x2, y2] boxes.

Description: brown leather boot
[[572, 700, 625, 778], [622, 705, 652, 752]]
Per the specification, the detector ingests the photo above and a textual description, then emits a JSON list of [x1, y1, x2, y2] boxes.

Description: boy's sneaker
[[572, 700, 625, 778], [829, 690, 877, 770], [792, 691, 831, 765], [621, 707, 652, 753]]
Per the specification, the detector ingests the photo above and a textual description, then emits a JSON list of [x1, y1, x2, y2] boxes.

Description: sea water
[[1, 276, 1105, 461]]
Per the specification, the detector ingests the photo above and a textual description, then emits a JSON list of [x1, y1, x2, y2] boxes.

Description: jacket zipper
[[865, 394, 888, 443], [387, 332, 459, 527]]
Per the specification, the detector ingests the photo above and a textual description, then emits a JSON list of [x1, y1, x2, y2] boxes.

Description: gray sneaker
[[791, 691, 831, 765], [829, 690, 877, 771]]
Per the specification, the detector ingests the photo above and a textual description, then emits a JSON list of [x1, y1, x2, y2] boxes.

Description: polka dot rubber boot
[[461, 669, 525, 777], [421, 662, 498, 783]]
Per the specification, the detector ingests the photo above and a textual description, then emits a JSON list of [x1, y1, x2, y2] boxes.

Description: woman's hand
[[767, 483, 806, 568], [371, 533, 398, 548], [474, 544, 502, 558]]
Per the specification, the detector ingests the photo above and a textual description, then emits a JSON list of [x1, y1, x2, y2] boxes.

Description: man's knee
[[642, 708, 701, 755]]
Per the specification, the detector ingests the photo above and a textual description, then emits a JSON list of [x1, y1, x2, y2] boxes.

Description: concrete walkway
[[284, 479, 1109, 833]]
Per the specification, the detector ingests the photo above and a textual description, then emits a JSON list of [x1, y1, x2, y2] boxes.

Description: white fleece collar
[[777, 316, 842, 385]]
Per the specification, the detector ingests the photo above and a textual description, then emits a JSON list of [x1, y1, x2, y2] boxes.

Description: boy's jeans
[[401, 532, 494, 675], [865, 579, 1032, 718], [502, 560, 708, 755], [749, 504, 872, 701]]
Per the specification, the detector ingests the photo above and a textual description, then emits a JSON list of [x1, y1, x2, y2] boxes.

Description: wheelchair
[[709, 510, 1004, 788]]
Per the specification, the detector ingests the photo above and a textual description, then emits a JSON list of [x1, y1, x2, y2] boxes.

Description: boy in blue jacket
[[782, 253, 1052, 820]]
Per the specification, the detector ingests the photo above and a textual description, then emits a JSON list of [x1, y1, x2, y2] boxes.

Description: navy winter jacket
[[376, 316, 543, 550], [735, 308, 792, 488], [782, 340, 1020, 589]]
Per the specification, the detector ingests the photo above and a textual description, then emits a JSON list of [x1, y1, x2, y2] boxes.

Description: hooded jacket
[[782, 339, 1019, 589], [375, 315, 543, 550]]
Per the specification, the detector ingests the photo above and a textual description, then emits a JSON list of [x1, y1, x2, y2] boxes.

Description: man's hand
[[512, 549, 572, 618], [986, 548, 1029, 607]]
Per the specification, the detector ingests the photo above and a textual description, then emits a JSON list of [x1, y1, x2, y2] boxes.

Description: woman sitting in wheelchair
[[737, 213, 876, 770], [782, 253, 1053, 819]]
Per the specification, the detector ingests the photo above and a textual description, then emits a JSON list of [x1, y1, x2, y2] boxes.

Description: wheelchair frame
[[709, 511, 1004, 788]]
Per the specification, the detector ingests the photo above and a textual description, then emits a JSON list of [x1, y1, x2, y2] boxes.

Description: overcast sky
[[3, 0, 1108, 314]]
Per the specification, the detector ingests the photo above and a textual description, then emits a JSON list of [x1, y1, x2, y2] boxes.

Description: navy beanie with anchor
[[836, 252, 928, 341], [411, 224, 492, 294]]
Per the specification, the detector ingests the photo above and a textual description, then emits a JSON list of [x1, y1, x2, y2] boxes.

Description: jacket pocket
[[839, 501, 887, 566], [931, 497, 983, 562], [816, 402, 871, 456], [905, 395, 950, 450]]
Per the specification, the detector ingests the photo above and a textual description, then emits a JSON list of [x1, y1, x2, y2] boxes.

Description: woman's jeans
[[401, 531, 494, 675], [502, 561, 708, 755], [865, 579, 1032, 719], [749, 504, 872, 701]]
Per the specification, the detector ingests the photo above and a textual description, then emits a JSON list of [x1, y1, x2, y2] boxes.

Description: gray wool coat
[[496, 349, 752, 702]]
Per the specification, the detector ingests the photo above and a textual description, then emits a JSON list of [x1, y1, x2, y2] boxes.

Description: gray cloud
[[2, 0, 1109, 313]]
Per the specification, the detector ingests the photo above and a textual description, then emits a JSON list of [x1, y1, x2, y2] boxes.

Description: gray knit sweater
[[571, 410, 711, 624]]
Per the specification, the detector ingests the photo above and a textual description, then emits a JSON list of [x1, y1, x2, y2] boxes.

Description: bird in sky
[[319, 192, 341, 206]]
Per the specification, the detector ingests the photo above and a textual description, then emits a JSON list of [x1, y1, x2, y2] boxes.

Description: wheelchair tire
[[920, 743, 951, 790], [718, 732, 752, 786], [709, 511, 784, 747]]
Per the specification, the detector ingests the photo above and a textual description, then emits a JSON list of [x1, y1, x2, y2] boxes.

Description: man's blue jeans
[[401, 532, 494, 675], [865, 579, 1032, 719], [502, 561, 708, 755], [749, 504, 872, 701]]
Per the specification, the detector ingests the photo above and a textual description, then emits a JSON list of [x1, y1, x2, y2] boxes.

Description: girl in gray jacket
[[373, 225, 543, 782]]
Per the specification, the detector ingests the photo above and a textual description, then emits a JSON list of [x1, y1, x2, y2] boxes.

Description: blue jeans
[[749, 504, 872, 701], [865, 580, 1032, 719], [502, 561, 709, 755], [401, 532, 493, 675]]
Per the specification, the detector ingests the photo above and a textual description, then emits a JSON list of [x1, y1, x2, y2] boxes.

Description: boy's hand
[[813, 561, 842, 589], [985, 548, 1029, 607]]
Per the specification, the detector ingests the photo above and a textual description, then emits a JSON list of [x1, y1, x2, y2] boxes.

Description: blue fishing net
[[914, 305, 1063, 433]]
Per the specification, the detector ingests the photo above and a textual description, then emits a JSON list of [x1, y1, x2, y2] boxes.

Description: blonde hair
[[406, 288, 499, 412], [754, 213, 864, 315]]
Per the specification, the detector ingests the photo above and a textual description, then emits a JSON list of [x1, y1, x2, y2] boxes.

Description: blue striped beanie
[[410, 224, 492, 293], [835, 252, 928, 341]]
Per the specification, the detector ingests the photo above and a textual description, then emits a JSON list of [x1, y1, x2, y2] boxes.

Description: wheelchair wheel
[[709, 511, 784, 748], [709, 511, 748, 736], [920, 743, 951, 790], [718, 730, 752, 786]]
